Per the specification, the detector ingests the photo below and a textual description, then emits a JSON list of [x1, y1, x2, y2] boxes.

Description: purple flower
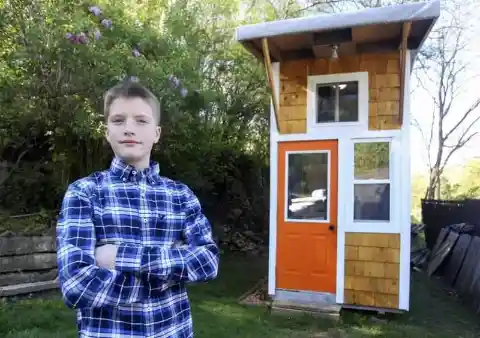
[[94, 29, 101, 40], [88, 6, 102, 16], [77, 32, 88, 44], [168, 75, 180, 89], [132, 48, 141, 57], [101, 19, 112, 29], [66, 33, 79, 44], [180, 87, 188, 97]]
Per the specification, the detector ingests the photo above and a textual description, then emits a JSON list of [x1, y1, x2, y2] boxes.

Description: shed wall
[[344, 233, 400, 309], [279, 52, 402, 134]]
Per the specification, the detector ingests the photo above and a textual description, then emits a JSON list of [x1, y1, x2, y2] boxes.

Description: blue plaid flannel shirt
[[56, 157, 220, 337]]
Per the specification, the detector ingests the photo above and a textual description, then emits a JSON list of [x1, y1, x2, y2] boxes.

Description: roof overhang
[[235, 0, 441, 64]]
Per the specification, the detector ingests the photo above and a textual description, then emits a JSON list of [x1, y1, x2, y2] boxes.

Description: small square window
[[316, 81, 359, 123]]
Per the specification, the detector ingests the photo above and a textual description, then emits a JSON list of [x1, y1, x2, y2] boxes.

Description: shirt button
[[143, 218, 147, 223], [122, 178, 126, 182]]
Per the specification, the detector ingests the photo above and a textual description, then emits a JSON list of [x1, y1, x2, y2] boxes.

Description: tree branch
[[0, 147, 31, 187], [443, 98, 480, 142], [440, 131, 478, 174]]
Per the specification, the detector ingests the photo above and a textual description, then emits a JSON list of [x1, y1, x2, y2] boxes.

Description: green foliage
[[0, 0, 280, 234], [411, 159, 480, 222], [440, 159, 480, 200]]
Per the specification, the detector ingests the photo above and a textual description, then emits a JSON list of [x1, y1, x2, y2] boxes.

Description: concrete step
[[271, 299, 341, 321]]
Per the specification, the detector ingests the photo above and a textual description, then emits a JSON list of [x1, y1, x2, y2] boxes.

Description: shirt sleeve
[[56, 183, 144, 309], [115, 184, 220, 283]]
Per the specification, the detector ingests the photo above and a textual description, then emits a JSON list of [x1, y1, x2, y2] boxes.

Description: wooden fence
[[0, 236, 59, 297]]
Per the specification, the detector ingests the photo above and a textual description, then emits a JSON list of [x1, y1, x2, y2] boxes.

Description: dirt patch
[[237, 277, 271, 306]]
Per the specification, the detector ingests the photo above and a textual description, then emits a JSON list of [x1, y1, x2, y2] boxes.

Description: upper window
[[307, 72, 368, 130], [316, 81, 359, 123]]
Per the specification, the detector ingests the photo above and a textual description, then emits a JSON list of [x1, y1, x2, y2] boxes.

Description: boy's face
[[105, 96, 161, 169]]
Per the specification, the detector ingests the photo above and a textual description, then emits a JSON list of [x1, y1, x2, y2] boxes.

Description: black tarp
[[443, 234, 472, 286], [427, 230, 459, 277], [427, 223, 480, 314], [454, 236, 480, 297], [426, 223, 477, 277]]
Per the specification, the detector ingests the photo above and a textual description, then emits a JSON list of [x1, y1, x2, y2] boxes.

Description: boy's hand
[[172, 240, 185, 248], [95, 244, 119, 270]]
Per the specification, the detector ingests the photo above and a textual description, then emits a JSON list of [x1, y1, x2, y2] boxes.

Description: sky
[[408, 2, 480, 174]]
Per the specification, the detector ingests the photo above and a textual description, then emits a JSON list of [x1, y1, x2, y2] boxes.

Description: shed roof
[[235, 0, 441, 63]]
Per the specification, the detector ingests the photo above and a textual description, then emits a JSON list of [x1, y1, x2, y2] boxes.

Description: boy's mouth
[[120, 140, 140, 144]]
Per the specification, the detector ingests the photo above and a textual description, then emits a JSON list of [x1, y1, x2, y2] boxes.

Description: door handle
[[328, 225, 335, 231]]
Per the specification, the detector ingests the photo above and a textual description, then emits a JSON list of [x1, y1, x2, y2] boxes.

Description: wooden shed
[[235, 0, 440, 314]]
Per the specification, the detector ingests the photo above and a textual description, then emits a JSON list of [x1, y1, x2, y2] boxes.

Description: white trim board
[[267, 62, 280, 296], [268, 57, 411, 311], [399, 50, 412, 311]]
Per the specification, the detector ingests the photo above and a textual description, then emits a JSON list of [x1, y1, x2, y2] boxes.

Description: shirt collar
[[109, 157, 161, 184]]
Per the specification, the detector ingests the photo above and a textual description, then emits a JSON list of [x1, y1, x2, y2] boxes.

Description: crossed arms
[[56, 183, 219, 310]]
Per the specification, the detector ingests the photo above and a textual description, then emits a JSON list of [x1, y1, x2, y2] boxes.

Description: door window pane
[[354, 183, 390, 221], [287, 152, 329, 220]]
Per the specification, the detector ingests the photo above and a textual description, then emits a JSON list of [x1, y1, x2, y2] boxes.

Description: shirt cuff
[[115, 243, 143, 273]]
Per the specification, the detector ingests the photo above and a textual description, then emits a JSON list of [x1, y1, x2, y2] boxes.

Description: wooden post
[[399, 22, 411, 125], [262, 38, 281, 133]]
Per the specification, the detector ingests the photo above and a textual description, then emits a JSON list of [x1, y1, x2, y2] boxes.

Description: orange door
[[276, 140, 338, 293]]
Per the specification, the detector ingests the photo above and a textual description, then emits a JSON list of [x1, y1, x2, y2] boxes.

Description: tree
[[299, 0, 423, 14], [412, 3, 480, 199], [0, 0, 275, 239]]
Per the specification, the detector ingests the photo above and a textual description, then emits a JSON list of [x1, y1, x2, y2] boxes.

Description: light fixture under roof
[[330, 44, 339, 59]]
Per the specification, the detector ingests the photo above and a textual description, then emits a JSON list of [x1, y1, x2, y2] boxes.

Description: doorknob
[[328, 225, 335, 231]]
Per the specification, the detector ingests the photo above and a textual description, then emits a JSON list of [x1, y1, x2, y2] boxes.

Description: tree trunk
[[425, 167, 442, 200]]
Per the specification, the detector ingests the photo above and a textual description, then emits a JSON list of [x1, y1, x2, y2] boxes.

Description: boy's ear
[[104, 127, 111, 143]]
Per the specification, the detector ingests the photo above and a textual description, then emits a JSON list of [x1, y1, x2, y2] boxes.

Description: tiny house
[[235, 0, 440, 313]]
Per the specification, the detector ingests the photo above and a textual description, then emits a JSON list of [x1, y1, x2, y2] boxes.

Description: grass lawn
[[1, 253, 479, 338]]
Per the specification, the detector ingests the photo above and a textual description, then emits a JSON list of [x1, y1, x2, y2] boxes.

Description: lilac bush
[[62, 4, 190, 99]]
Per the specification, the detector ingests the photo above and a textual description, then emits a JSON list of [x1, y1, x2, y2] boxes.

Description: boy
[[56, 80, 220, 338]]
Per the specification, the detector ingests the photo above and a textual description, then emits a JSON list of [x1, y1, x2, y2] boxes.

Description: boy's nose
[[123, 119, 136, 135]]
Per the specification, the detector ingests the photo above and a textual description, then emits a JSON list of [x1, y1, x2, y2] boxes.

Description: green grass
[[1, 253, 479, 337]]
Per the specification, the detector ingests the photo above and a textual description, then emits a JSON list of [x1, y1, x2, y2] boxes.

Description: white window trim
[[307, 72, 369, 131], [344, 137, 401, 233], [284, 150, 331, 224]]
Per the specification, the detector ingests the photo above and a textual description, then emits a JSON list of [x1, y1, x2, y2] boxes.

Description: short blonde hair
[[103, 80, 161, 124]]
